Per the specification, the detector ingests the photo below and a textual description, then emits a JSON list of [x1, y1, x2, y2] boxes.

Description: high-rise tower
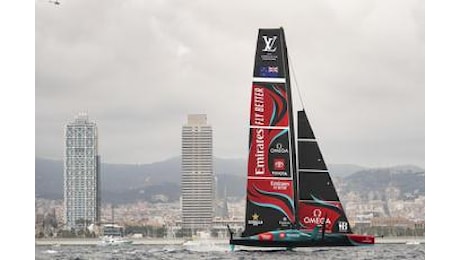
[[64, 113, 100, 229], [181, 114, 214, 232]]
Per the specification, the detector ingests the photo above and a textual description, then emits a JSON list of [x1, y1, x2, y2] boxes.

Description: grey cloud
[[36, 0, 424, 167]]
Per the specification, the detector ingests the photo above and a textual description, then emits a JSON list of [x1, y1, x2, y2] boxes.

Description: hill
[[342, 168, 425, 199], [35, 157, 245, 203], [35, 157, 424, 203]]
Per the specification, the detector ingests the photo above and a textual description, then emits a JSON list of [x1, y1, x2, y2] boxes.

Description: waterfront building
[[64, 113, 100, 229], [181, 114, 214, 232]]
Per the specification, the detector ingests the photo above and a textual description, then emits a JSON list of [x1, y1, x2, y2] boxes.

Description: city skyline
[[36, 0, 424, 168]]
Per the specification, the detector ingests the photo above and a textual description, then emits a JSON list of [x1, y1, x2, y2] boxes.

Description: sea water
[[35, 243, 425, 260]]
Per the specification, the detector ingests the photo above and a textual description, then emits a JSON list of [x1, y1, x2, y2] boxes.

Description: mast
[[280, 27, 299, 227]]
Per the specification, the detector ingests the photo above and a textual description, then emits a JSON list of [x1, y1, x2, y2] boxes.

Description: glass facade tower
[[64, 113, 100, 229]]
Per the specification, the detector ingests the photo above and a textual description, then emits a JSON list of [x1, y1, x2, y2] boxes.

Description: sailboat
[[228, 27, 375, 248], [100, 205, 133, 246]]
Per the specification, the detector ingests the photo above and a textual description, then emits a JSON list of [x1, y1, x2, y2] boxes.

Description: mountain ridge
[[35, 157, 424, 203]]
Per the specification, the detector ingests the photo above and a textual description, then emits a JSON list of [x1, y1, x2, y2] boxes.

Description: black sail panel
[[297, 110, 326, 170], [297, 110, 326, 171], [298, 172, 339, 201], [297, 110, 352, 234], [298, 110, 315, 139], [298, 142, 327, 170]]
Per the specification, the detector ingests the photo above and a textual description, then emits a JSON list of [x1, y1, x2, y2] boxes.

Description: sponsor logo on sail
[[270, 143, 288, 154], [273, 158, 285, 170], [278, 216, 291, 227], [254, 128, 265, 175], [272, 157, 288, 176], [262, 36, 277, 52], [260, 35, 278, 61], [253, 87, 264, 126], [249, 213, 264, 226], [338, 221, 348, 232], [270, 180, 290, 190], [303, 208, 332, 226]]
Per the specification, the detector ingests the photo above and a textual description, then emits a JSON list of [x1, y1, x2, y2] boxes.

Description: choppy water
[[35, 243, 424, 260]]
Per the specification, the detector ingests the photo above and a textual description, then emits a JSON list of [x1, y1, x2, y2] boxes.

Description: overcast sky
[[35, 0, 424, 168]]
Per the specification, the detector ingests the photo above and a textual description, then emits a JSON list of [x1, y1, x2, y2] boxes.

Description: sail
[[297, 110, 352, 234], [243, 28, 296, 237]]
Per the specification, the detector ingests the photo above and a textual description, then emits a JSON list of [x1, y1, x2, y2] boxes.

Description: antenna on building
[[111, 204, 115, 225]]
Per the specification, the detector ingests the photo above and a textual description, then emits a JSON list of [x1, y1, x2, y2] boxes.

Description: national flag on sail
[[268, 66, 278, 73], [259, 66, 279, 77]]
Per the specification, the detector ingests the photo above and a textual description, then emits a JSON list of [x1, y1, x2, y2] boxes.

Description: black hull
[[227, 229, 374, 248], [230, 237, 357, 248]]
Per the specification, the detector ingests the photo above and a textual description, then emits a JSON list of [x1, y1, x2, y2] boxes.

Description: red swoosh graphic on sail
[[248, 184, 294, 223]]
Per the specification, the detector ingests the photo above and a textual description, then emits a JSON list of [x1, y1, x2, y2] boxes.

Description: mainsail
[[243, 28, 296, 236]]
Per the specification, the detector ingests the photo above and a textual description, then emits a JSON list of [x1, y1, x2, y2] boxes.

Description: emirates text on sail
[[255, 128, 265, 175], [253, 87, 266, 175]]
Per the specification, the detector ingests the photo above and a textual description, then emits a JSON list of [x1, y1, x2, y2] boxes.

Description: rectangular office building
[[64, 113, 100, 229], [181, 114, 214, 231]]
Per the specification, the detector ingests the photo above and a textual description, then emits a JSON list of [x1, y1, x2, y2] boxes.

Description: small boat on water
[[100, 235, 133, 246], [99, 223, 133, 246]]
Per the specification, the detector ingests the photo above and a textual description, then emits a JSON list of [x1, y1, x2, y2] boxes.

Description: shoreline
[[35, 238, 186, 246], [35, 236, 425, 246]]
